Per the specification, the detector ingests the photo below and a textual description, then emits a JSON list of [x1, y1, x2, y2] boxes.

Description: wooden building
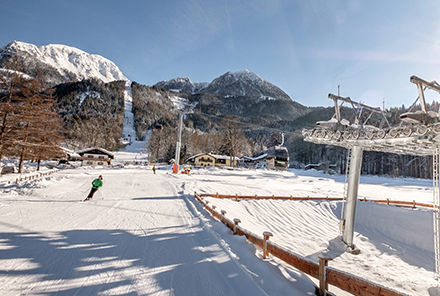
[[77, 147, 114, 166], [186, 153, 238, 168]]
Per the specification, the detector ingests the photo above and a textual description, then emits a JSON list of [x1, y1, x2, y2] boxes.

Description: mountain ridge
[[154, 77, 208, 94], [154, 69, 293, 102], [0, 41, 128, 85]]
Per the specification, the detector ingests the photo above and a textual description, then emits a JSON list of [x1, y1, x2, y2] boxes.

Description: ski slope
[[0, 164, 438, 295], [121, 82, 137, 146], [120, 81, 149, 161]]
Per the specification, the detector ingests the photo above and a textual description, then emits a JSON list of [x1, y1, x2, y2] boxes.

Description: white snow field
[[0, 165, 438, 295]]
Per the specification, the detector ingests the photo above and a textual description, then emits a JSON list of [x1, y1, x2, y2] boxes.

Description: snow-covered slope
[[121, 82, 148, 154], [0, 41, 128, 83]]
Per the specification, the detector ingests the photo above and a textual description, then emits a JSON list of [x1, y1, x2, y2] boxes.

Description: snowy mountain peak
[[205, 69, 291, 101], [1, 41, 128, 84], [154, 77, 208, 94], [154, 69, 291, 101], [231, 69, 262, 82]]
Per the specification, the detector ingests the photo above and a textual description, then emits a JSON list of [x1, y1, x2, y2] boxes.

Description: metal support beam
[[342, 146, 363, 248], [416, 82, 427, 113], [433, 145, 440, 279]]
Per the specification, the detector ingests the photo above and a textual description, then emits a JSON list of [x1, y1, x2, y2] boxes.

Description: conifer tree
[[0, 55, 28, 161], [0, 56, 64, 171], [15, 70, 64, 172]]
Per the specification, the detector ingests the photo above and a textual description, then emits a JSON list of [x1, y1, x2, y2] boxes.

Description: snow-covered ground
[[0, 161, 438, 295]]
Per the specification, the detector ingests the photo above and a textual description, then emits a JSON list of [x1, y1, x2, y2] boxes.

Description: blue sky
[[1, 0, 440, 108]]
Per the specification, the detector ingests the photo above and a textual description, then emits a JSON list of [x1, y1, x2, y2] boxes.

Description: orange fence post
[[262, 231, 273, 259], [319, 257, 333, 296]]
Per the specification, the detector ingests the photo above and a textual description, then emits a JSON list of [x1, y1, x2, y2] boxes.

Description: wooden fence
[[194, 192, 407, 296], [0, 170, 58, 186], [198, 193, 434, 209]]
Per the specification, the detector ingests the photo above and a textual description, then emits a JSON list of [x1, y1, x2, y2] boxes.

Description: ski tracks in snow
[[0, 168, 317, 295]]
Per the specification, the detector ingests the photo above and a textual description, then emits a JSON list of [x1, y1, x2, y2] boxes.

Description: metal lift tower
[[303, 76, 440, 278]]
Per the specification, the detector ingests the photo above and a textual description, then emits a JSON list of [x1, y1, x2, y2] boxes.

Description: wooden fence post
[[221, 210, 227, 223], [262, 231, 273, 259], [319, 257, 333, 296], [233, 218, 241, 235]]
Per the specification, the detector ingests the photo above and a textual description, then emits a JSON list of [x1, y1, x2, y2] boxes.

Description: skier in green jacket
[[84, 175, 103, 201]]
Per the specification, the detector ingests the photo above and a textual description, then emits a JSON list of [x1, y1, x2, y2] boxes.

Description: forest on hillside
[[131, 83, 254, 163], [53, 79, 126, 151]]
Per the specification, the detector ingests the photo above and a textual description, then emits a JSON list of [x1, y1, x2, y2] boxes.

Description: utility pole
[[172, 101, 198, 174], [173, 110, 183, 173]]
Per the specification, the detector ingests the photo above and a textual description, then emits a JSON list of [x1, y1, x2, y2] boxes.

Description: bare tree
[[219, 116, 250, 166], [148, 125, 175, 163]]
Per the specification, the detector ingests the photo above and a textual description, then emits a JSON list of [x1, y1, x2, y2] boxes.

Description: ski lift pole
[[173, 110, 183, 173], [342, 145, 363, 250], [433, 145, 440, 280]]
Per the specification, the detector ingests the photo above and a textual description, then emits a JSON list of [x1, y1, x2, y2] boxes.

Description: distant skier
[[152, 166, 156, 174], [84, 175, 103, 201]]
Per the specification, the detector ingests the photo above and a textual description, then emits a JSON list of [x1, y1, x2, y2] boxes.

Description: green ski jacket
[[92, 179, 103, 189]]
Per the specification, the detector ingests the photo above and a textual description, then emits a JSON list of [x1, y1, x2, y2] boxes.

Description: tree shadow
[[0, 219, 271, 295]]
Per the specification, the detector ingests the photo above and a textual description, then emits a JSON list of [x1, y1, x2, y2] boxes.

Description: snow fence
[[194, 192, 408, 296], [0, 169, 58, 186], [199, 193, 433, 209]]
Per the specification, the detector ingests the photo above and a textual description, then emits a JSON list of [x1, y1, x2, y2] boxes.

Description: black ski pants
[[87, 187, 98, 199]]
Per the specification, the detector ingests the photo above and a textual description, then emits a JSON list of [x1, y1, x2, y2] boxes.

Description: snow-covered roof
[[185, 152, 212, 161], [76, 147, 115, 158], [186, 153, 239, 162], [211, 154, 239, 160], [242, 153, 268, 161]]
